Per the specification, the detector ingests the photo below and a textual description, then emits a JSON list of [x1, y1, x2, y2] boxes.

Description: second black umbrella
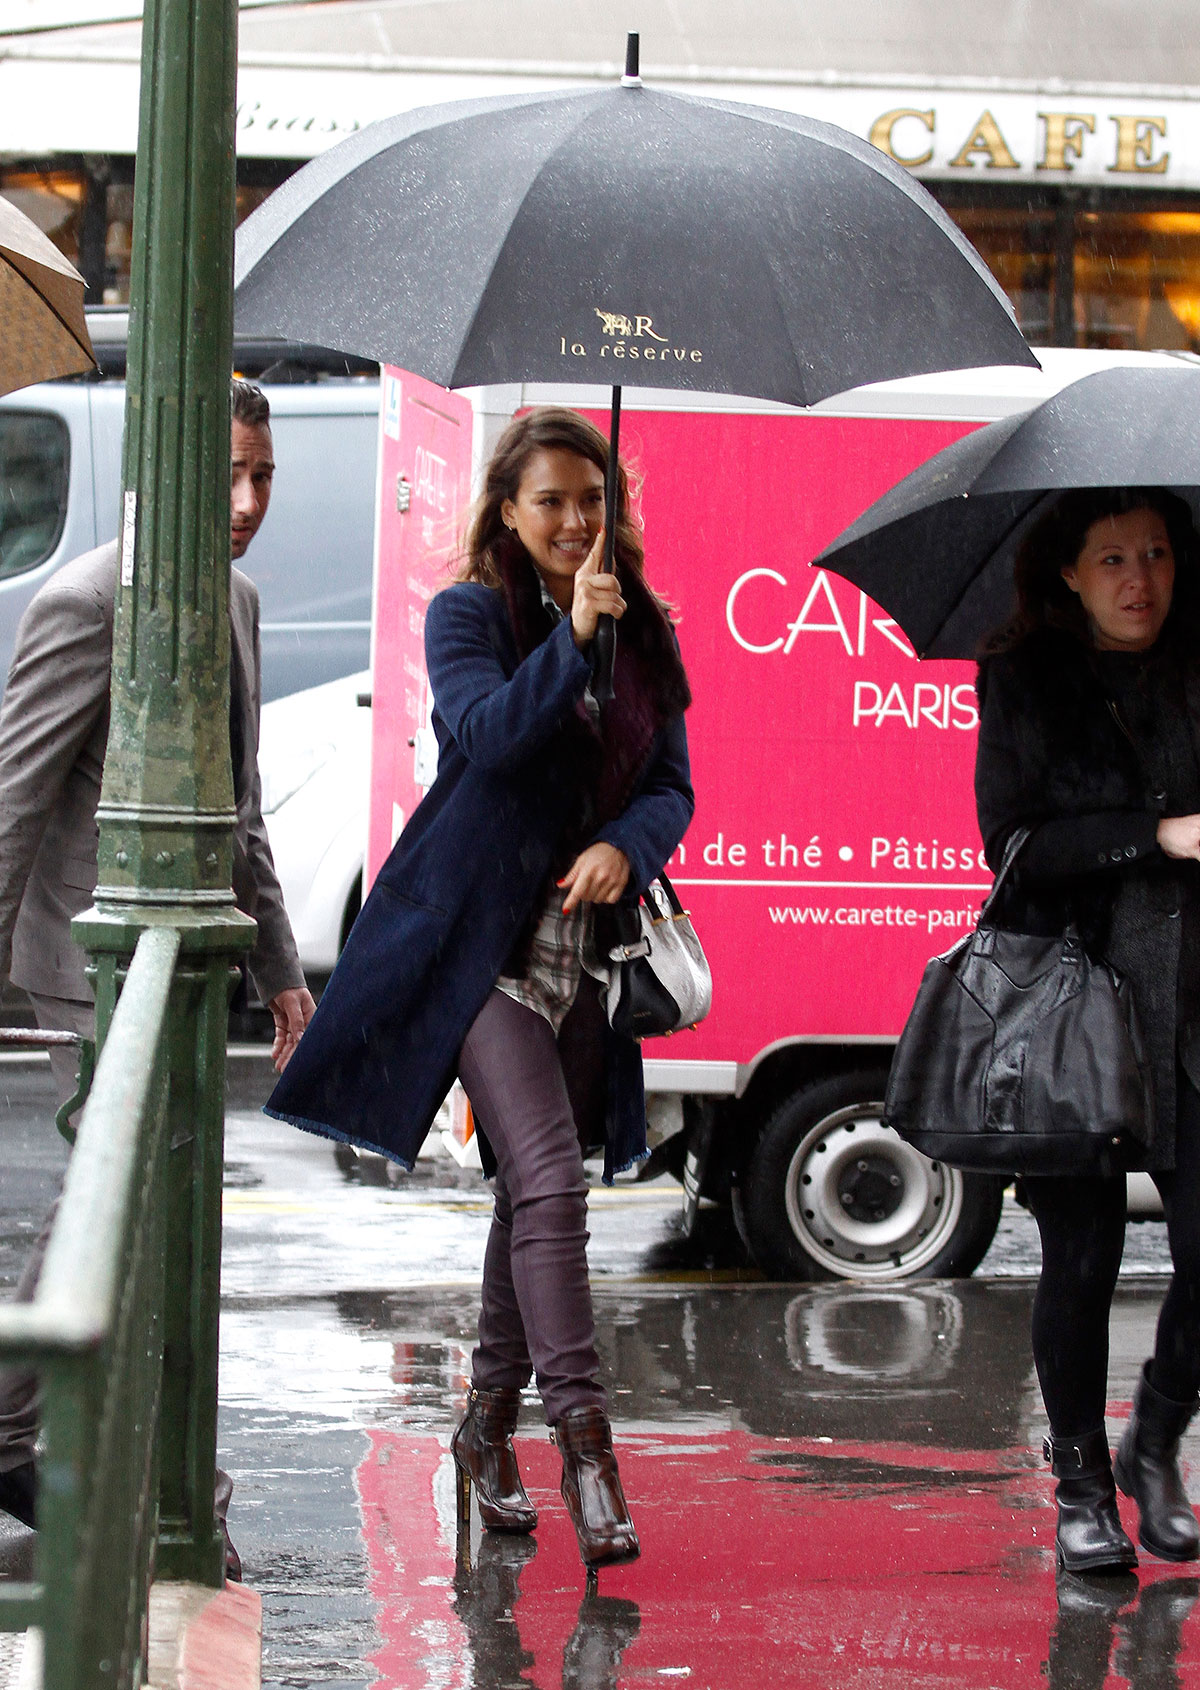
[[816, 362, 1200, 660]]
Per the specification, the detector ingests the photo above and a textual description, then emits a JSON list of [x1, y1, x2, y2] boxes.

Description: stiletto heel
[[451, 1386, 538, 1534], [456, 1459, 472, 1529]]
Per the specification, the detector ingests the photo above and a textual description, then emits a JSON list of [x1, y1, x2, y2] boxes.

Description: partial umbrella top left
[[0, 196, 96, 399]]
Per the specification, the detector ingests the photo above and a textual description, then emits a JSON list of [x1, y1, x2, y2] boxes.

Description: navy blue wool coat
[[265, 579, 694, 1181]]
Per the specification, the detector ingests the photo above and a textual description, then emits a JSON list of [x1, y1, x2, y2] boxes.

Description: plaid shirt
[[495, 886, 591, 1030]]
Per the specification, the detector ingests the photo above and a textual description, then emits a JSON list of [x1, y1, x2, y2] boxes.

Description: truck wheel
[[741, 1068, 1003, 1283]]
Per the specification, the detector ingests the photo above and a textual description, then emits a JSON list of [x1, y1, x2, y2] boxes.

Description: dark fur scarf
[[493, 540, 690, 975], [494, 538, 691, 836]]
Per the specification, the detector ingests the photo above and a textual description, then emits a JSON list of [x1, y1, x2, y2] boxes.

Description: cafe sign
[[865, 98, 1176, 180], [0, 46, 1197, 188], [229, 71, 1200, 190]]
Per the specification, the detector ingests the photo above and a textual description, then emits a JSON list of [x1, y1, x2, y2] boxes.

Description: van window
[[0, 410, 69, 579]]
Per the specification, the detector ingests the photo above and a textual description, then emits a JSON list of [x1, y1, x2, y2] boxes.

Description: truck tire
[[740, 1068, 1004, 1283]]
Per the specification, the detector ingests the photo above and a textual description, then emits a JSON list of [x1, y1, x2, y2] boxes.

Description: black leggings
[[1024, 1075, 1200, 1436]]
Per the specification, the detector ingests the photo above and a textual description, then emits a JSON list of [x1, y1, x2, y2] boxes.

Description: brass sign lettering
[[948, 109, 1020, 170], [1038, 113, 1096, 172], [868, 108, 934, 168], [1109, 115, 1169, 174]]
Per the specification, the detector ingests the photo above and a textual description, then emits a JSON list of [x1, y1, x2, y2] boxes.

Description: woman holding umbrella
[[267, 407, 692, 1576], [975, 487, 1200, 1574]]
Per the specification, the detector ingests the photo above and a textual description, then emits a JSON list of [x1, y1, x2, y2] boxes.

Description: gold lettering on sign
[[868, 108, 935, 167], [948, 110, 1020, 170], [1038, 113, 1096, 171], [1109, 115, 1169, 174]]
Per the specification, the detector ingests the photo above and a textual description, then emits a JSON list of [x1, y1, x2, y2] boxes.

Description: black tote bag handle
[[977, 825, 1032, 926]]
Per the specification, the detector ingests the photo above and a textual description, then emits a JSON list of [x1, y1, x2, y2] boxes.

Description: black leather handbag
[[885, 828, 1154, 1175]]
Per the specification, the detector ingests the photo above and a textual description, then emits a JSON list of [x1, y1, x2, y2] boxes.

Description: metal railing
[[0, 926, 180, 1688]]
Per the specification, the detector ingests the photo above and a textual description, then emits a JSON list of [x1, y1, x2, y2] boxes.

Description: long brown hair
[[982, 486, 1200, 656], [458, 406, 656, 596]]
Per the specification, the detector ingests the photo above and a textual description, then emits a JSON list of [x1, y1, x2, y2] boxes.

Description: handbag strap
[[977, 825, 1032, 925], [645, 871, 685, 918]]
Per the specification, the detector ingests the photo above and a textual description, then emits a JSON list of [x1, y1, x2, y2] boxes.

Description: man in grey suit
[[0, 379, 315, 1558]]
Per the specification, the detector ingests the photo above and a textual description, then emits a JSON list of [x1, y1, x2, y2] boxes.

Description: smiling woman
[[498, 446, 607, 612], [265, 403, 694, 1579]]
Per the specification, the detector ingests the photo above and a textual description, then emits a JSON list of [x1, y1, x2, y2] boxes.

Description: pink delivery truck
[[366, 350, 1181, 1284]]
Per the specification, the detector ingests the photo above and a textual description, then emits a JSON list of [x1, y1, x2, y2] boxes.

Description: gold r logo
[[594, 309, 668, 341]]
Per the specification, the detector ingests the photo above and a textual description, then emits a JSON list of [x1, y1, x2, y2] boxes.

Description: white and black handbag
[[603, 874, 712, 1041]]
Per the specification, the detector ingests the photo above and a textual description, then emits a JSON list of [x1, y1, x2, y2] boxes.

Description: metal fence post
[[73, 0, 254, 1589]]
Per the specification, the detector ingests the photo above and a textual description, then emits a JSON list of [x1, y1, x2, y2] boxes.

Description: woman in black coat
[[976, 486, 1200, 1575]]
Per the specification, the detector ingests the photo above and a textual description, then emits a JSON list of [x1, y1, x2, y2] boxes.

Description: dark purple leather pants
[[458, 988, 606, 1424]]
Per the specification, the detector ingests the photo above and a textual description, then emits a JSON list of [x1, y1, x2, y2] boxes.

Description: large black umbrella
[[235, 47, 1031, 403], [816, 362, 1200, 660], [235, 35, 1036, 690]]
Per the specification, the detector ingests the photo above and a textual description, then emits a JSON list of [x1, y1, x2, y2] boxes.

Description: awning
[[2, 0, 1200, 186]]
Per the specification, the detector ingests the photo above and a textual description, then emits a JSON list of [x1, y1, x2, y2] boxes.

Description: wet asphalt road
[[1, 1049, 1197, 1689]]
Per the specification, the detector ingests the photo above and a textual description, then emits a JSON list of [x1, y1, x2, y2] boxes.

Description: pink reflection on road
[[357, 1427, 1200, 1688]]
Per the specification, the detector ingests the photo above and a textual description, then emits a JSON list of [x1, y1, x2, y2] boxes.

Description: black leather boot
[[1045, 1430, 1137, 1574], [0, 1461, 36, 1530], [451, 1386, 538, 1534], [553, 1406, 640, 1573], [1114, 1363, 1200, 1562]]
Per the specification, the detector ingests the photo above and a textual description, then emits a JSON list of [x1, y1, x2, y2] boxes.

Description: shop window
[[0, 411, 70, 579], [950, 205, 1059, 344], [940, 194, 1200, 352], [1074, 210, 1200, 351], [103, 182, 135, 304]]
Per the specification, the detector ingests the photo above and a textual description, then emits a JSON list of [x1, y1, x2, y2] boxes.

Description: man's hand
[[559, 843, 631, 914], [268, 986, 316, 1073]]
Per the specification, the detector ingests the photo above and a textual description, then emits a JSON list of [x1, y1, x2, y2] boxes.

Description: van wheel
[[741, 1068, 1003, 1283]]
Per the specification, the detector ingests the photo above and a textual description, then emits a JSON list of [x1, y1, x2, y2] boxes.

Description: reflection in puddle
[[224, 1275, 1200, 1686], [453, 1534, 538, 1688], [449, 1530, 641, 1690], [786, 1284, 964, 1382], [1047, 1574, 1199, 1690]]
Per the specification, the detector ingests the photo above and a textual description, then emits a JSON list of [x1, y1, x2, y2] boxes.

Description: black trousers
[[1024, 1072, 1200, 1437]]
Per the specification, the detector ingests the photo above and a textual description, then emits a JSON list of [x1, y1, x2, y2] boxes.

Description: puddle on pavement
[[221, 1278, 1200, 1688]]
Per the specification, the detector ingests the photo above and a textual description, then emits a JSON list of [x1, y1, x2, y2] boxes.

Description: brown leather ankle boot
[[452, 1386, 537, 1533], [553, 1406, 640, 1571]]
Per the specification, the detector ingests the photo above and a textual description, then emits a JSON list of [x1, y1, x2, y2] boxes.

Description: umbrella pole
[[592, 383, 621, 705]]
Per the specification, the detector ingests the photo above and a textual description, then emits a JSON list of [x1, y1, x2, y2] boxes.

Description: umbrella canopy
[[815, 363, 1200, 660], [234, 82, 1036, 406], [0, 196, 96, 397]]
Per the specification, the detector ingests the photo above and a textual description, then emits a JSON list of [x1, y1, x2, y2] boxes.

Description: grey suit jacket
[[0, 541, 304, 1004]]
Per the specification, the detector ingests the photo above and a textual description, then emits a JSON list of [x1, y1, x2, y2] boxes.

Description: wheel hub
[[836, 1156, 904, 1224], [783, 1105, 966, 1280]]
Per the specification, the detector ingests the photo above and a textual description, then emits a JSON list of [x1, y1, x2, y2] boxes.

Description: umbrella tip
[[621, 32, 642, 86]]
